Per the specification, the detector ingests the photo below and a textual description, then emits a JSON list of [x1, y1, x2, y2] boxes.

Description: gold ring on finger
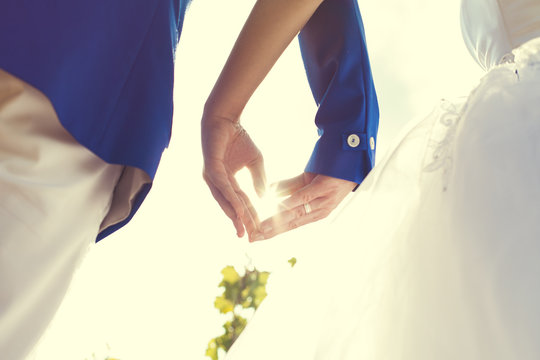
[[303, 203, 312, 215]]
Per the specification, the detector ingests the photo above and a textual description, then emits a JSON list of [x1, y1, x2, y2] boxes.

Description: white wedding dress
[[226, 0, 540, 359]]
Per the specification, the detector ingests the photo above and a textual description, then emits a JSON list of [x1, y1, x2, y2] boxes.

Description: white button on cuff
[[369, 137, 375, 150], [347, 134, 360, 148]]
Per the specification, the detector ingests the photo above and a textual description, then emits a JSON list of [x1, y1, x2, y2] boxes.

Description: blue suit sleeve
[[299, 0, 379, 185]]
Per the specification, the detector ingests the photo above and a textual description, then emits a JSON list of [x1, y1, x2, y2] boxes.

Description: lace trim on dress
[[421, 40, 538, 192], [422, 99, 466, 192]]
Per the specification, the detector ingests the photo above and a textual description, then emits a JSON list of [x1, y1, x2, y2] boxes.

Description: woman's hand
[[201, 113, 266, 240]]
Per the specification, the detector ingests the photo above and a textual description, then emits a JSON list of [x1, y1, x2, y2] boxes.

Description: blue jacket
[[0, 0, 378, 240]]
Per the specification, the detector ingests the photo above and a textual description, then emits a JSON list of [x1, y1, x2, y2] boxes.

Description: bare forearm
[[204, 0, 324, 121]]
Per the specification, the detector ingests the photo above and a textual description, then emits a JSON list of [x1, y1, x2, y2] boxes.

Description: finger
[[227, 175, 262, 239], [205, 179, 245, 237], [235, 189, 261, 241], [258, 198, 325, 237], [279, 181, 325, 210], [205, 165, 245, 219], [256, 207, 330, 241], [207, 183, 245, 237], [271, 174, 307, 197], [228, 174, 256, 222], [247, 156, 267, 198]]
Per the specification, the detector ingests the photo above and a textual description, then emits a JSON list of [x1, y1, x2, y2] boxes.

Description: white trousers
[[0, 70, 123, 360]]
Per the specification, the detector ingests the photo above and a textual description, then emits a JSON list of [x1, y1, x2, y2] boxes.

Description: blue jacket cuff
[[305, 127, 375, 185]]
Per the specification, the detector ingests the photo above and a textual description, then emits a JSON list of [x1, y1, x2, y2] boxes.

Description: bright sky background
[[30, 0, 483, 359]]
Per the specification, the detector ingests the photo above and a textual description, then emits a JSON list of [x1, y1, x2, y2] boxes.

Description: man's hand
[[201, 114, 266, 240], [254, 172, 356, 241]]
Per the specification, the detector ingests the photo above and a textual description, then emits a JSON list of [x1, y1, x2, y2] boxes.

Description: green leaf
[[288, 257, 297, 267], [252, 285, 267, 308], [258, 271, 269, 285], [220, 266, 240, 286], [205, 339, 219, 360], [208, 264, 279, 358], [214, 295, 235, 314]]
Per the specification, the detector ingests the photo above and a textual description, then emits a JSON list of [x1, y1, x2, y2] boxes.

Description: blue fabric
[[0, 0, 187, 179], [0, 0, 187, 241], [300, 0, 379, 185], [0, 0, 378, 241]]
